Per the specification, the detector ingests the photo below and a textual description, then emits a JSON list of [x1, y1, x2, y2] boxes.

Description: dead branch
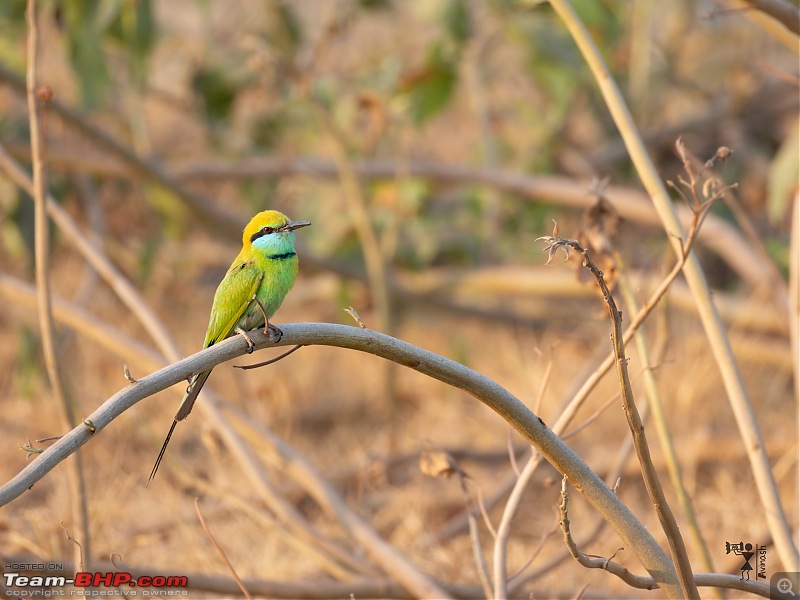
[[0, 322, 680, 593]]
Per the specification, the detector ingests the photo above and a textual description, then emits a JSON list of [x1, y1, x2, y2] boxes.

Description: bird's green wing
[[202, 261, 264, 348]]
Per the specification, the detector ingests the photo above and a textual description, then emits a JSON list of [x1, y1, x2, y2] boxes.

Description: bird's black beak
[[282, 220, 311, 231]]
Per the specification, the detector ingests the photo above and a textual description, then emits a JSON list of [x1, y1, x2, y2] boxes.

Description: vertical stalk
[[547, 0, 799, 571], [26, 0, 91, 567]]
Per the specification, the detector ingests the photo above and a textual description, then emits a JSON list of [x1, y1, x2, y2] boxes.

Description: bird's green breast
[[202, 232, 300, 346], [246, 250, 299, 325]]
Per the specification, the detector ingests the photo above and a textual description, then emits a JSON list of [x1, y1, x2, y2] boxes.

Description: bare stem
[[547, 0, 798, 571], [538, 229, 698, 599], [194, 499, 252, 600], [25, 0, 91, 567]]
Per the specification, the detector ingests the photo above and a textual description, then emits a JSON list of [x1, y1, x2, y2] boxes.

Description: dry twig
[[227, 404, 453, 599], [25, 0, 91, 566], [194, 498, 252, 600], [547, 0, 798, 571], [539, 223, 699, 599]]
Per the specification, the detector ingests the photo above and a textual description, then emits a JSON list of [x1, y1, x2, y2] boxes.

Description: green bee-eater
[[149, 210, 310, 482]]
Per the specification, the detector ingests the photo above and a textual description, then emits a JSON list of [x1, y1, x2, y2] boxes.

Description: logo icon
[[726, 541, 766, 580]]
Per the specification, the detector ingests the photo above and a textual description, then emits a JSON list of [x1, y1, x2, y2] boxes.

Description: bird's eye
[[262, 226, 273, 234]]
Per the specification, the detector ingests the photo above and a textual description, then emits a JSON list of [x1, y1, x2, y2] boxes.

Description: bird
[[148, 210, 311, 483]]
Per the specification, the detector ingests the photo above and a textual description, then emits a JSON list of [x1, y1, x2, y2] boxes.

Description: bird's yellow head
[[242, 210, 311, 255]]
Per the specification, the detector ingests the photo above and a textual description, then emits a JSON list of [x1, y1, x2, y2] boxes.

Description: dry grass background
[[0, 1, 797, 598]]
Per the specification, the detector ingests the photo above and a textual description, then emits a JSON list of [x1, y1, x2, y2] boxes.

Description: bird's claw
[[266, 323, 283, 343], [235, 327, 256, 354]]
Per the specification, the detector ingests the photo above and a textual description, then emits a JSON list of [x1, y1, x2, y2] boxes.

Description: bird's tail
[[148, 369, 212, 484], [176, 369, 212, 421]]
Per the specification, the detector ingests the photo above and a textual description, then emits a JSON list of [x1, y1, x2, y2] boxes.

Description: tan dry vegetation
[[0, 1, 797, 599]]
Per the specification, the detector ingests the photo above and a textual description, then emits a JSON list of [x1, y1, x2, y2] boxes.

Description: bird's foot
[[235, 327, 256, 354], [267, 323, 283, 343]]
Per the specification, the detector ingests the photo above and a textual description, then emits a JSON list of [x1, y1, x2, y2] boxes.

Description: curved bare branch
[[0, 322, 680, 594]]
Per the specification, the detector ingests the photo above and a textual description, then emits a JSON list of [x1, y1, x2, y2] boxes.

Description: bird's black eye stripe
[[250, 226, 276, 243]]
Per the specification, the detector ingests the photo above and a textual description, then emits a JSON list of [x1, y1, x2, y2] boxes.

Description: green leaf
[[251, 112, 286, 150], [109, 0, 156, 84], [443, 0, 471, 45], [64, 0, 111, 109], [358, 0, 392, 9], [408, 44, 458, 124], [191, 66, 239, 124], [767, 124, 799, 225], [263, 1, 302, 57]]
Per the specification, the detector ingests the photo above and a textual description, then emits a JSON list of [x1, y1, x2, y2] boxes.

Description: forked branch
[[538, 224, 699, 599]]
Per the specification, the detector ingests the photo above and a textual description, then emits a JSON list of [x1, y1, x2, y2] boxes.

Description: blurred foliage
[[191, 65, 240, 124], [401, 42, 460, 125], [768, 124, 799, 224], [0, 0, 795, 280], [1, 188, 34, 270], [0, 3, 796, 589], [62, 0, 155, 107], [15, 326, 44, 399], [263, 1, 303, 58]]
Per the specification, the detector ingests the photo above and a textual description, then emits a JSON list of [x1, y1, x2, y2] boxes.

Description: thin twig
[[492, 451, 541, 598], [194, 498, 252, 600], [509, 394, 651, 594], [539, 226, 698, 598], [559, 476, 656, 590], [461, 481, 493, 598], [506, 431, 520, 477], [721, 0, 800, 47], [422, 451, 494, 599], [465, 25, 502, 261], [561, 390, 621, 441], [548, 0, 798, 572], [557, 477, 784, 598], [433, 200, 707, 544], [181, 469, 369, 580], [507, 519, 560, 582], [228, 403, 453, 600], [233, 345, 303, 369], [467, 478, 498, 540], [306, 98, 396, 398], [620, 143, 734, 594], [25, 0, 91, 567], [300, 5, 392, 339], [59, 522, 85, 573], [617, 261, 721, 598]]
